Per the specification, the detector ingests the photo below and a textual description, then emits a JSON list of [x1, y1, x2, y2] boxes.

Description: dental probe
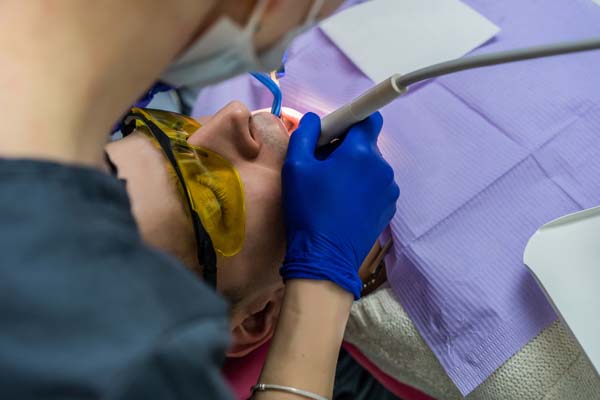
[[319, 37, 600, 147]]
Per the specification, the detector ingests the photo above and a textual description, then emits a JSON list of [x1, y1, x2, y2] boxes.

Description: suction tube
[[251, 72, 283, 117]]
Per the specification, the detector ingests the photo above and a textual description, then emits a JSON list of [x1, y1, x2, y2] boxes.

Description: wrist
[[282, 231, 363, 299], [284, 279, 353, 318], [258, 280, 352, 397], [281, 263, 363, 301], [275, 280, 353, 363]]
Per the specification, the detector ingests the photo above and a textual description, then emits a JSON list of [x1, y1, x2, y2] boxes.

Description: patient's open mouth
[[280, 107, 302, 133], [251, 107, 302, 137]]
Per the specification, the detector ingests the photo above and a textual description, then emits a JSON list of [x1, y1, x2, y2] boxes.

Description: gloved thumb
[[286, 112, 321, 162], [338, 112, 384, 155]]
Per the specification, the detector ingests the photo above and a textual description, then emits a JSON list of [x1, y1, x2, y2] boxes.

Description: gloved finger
[[379, 182, 400, 228], [389, 181, 401, 204], [353, 112, 384, 144], [286, 112, 321, 162], [334, 112, 384, 158], [365, 111, 384, 144], [378, 162, 396, 187]]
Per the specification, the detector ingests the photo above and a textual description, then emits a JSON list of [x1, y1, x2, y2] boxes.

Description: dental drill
[[319, 38, 600, 147]]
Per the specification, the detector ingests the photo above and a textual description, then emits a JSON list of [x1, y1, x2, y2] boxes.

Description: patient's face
[[190, 101, 291, 314], [106, 101, 297, 356]]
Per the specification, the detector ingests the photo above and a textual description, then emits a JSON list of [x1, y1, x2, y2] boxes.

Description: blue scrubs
[[0, 159, 233, 399]]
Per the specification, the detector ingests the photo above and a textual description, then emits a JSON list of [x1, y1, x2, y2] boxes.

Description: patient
[[107, 96, 600, 399], [106, 101, 295, 358]]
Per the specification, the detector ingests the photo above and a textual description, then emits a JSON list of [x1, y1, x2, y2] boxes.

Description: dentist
[[0, 1, 399, 399]]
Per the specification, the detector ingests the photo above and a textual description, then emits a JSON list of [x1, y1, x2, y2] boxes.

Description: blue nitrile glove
[[281, 112, 400, 299]]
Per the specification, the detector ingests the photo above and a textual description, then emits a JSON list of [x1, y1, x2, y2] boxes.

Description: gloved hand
[[281, 112, 400, 299]]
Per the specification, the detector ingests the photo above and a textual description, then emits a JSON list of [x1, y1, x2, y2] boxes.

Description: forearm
[[256, 280, 353, 399]]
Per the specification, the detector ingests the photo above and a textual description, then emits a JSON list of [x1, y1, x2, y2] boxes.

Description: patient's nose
[[188, 101, 260, 160]]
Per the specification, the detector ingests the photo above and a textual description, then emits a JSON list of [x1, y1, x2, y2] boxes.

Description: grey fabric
[[0, 159, 233, 399], [345, 285, 600, 399]]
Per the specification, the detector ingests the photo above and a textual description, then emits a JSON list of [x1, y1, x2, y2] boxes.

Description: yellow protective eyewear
[[122, 108, 246, 288]]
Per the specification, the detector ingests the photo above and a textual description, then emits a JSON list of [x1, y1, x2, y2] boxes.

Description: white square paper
[[524, 207, 600, 375], [320, 0, 500, 83]]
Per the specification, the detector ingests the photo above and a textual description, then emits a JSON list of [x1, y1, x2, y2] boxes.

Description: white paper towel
[[320, 0, 500, 83]]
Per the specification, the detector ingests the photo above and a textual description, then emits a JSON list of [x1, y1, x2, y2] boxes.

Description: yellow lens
[[131, 108, 246, 257]]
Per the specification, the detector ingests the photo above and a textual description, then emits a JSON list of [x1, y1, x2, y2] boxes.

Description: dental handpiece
[[318, 37, 600, 147]]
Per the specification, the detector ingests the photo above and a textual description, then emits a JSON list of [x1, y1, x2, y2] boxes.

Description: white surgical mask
[[162, 0, 325, 88]]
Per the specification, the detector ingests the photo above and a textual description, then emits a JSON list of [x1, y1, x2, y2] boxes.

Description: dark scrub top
[[0, 159, 233, 399]]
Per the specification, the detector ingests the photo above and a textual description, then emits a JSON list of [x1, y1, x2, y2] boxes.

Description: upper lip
[[250, 111, 289, 140], [251, 108, 301, 137]]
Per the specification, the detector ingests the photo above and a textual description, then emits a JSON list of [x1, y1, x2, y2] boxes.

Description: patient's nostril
[[248, 115, 256, 140]]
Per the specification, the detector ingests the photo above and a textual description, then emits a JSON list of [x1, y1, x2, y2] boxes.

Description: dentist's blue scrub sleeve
[[0, 160, 233, 400]]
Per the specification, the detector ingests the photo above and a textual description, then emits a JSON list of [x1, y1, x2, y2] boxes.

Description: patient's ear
[[227, 288, 283, 358]]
